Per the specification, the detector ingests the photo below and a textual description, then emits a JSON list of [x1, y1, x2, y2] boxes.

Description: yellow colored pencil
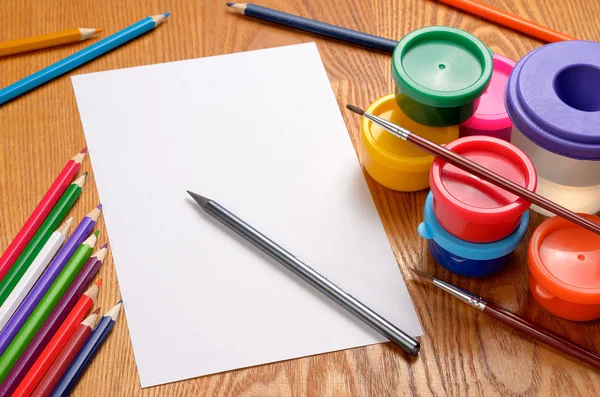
[[0, 28, 102, 57]]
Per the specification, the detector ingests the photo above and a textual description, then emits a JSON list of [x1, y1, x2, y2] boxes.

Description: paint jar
[[429, 136, 537, 243], [506, 40, 600, 216], [392, 26, 493, 127], [418, 192, 528, 277], [460, 55, 515, 140], [528, 214, 600, 321], [360, 94, 459, 191]]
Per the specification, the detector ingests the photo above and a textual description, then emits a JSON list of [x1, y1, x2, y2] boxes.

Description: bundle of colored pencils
[[0, 150, 123, 396]]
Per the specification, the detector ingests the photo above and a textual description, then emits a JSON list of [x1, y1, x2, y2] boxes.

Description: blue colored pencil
[[50, 301, 122, 397], [0, 13, 169, 106], [227, 3, 398, 52]]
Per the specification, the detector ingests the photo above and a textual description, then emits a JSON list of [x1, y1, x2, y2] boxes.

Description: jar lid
[[361, 94, 458, 172], [528, 214, 600, 304], [418, 192, 529, 259], [430, 136, 537, 223], [505, 41, 600, 160], [392, 26, 493, 108], [461, 55, 515, 131]]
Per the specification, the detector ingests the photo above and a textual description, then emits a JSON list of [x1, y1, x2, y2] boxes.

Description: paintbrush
[[345, 104, 600, 237], [410, 268, 600, 370]]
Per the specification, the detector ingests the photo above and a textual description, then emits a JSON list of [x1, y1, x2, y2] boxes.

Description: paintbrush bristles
[[409, 268, 435, 283], [346, 104, 365, 115]]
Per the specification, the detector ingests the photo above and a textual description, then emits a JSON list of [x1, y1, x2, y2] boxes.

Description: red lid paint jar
[[392, 26, 493, 127], [429, 136, 537, 243], [460, 55, 515, 141], [528, 214, 600, 321]]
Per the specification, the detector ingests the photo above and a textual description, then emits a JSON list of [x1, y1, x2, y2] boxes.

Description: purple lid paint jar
[[505, 41, 600, 216]]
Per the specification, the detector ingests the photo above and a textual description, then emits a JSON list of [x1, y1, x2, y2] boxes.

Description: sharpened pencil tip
[[96, 28, 103, 34], [164, 12, 170, 17], [97, 203, 103, 210], [227, 2, 233, 6], [94, 230, 100, 237], [96, 278, 102, 287], [80, 147, 88, 154], [187, 190, 211, 208], [118, 300, 123, 304], [101, 243, 108, 249], [93, 308, 101, 314], [346, 104, 365, 116]]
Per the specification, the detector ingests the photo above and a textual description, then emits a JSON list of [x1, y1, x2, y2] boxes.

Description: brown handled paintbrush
[[346, 104, 600, 237], [410, 268, 600, 370]]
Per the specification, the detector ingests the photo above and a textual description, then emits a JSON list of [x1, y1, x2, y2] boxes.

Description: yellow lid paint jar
[[360, 94, 459, 191]]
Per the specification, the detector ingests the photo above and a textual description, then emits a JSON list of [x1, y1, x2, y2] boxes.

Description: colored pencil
[[0, 13, 170, 106], [0, 219, 72, 331], [15, 281, 101, 397], [0, 28, 103, 57], [0, 232, 98, 383], [346, 105, 600, 237], [0, 149, 85, 281], [0, 206, 101, 362], [437, 0, 577, 42], [0, 259, 104, 396], [32, 310, 100, 397], [410, 269, 600, 369], [0, 173, 88, 306], [227, 3, 398, 52], [51, 301, 122, 397]]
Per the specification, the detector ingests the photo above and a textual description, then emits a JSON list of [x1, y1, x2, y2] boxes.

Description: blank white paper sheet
[[72, 43, 422, 388]]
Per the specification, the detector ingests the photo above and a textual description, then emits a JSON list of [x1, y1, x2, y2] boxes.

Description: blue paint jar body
[[418, 192, 529, 277]]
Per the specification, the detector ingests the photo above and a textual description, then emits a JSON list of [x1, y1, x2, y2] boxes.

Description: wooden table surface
[[1, 0, 599, 395]]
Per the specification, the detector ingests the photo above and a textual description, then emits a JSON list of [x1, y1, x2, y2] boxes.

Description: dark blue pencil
[[227, 3, 398, 53], [50, 302, 122, 396]]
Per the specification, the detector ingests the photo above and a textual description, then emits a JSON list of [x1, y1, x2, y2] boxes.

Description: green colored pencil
[[0, 173, 87, 305], [0, 232, 98, 382]]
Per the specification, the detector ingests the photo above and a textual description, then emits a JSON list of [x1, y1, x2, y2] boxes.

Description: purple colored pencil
[[0, 245, 107, 396], [0, 205, 101, 357]]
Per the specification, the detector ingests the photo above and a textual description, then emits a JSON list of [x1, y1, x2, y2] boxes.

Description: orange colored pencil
[[12, 280, 101, 396], [0, 28, 102, 57], [31, 309, 100, 397], [437, 0, 577, 42]]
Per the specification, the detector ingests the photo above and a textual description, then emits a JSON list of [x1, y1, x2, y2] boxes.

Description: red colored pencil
[[31, 309, 100, 397], [12, 280, 100, 396], [0, 149, 86, 281]]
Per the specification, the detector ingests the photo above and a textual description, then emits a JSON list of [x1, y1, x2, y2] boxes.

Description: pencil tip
[[96, 28, 103, 34], [83, 171, 89, 178], [80, 147, 88, 154], [346, 104, 365, 116], [164, 12, 170, 17], [226, 2, 233, 6], [187, 190, 211, 208], [118, 299, 123, 304], [101, 243, 108, 249], [96, 278, 102, 287], [97, 203, 103, 210], [93, 307, 101, 314], [94, 230, 100, 237]]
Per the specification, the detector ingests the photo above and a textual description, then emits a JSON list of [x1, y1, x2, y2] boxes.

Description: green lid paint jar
[[392, 26, 493, 127]]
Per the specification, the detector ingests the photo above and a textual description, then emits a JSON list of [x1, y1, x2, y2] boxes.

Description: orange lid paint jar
[[528, 214, 600, 321]]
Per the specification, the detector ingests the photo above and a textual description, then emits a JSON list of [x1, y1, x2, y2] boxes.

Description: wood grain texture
[[1, 0, 599, 395]]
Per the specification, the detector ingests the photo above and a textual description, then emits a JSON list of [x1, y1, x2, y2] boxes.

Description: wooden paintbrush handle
[[483, 303, 600, 370]]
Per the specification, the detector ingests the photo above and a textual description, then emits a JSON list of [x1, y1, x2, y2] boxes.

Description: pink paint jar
[[460, 55, 515, 141]]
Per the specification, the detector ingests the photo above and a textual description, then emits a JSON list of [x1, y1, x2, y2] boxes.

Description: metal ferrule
[[433, 279, 488, 311], [362, 112, 410, 140]]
